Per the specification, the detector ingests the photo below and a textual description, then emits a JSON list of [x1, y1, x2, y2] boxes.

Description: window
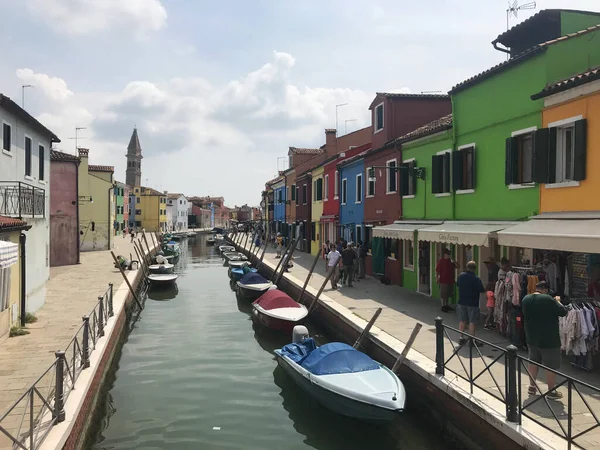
[[356, 225, 362, 244], [324, 174, 329, 200], [403, 239, 414, 270], [453, 145, 476, 192], [135, 209, 142, 215], [302, 184, 307, 205], [316, 178, 323, 201], [277, 190, 282, 203], [25, 137, 32, 176], [366, 168, 375, 197], [311, 222, 316, 241], [505, 129, 535, 185], [291, 184, 296, 201], [431, 151, 451, 194], [375, 103, 384, 132], [341, 178, 347, 204], [0, 265, 12, 312], [2, 123, 11, 152], [334, 171, 339, 199], [356, 173, 363, 203], [38, 145, 45, 180], [400, 160, 416, 196], [386, 160, 397, 193], [135, 221, 141, 227]]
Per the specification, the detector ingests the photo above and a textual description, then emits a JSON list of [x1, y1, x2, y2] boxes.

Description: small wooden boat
[[149, 263, 174, 274], [219, 245, 236, 254], [148, 273, 178, 286], [186, 231, 197, 237], [236, 272, 273, 301], [231, 266, 258, 281], [274, 326, 406, 423], [252, 290, 308, 333], [228, 260, 251, 269], [152, 254, 174, 264], [163, 242, 181, 257], [222, 252, 248, 262]]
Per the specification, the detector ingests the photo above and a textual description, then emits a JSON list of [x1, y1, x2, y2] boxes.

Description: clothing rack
[[562, 298, 600, 371]]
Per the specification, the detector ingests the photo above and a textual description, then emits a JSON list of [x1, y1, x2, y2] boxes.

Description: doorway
[[418, 241, 431, 295]]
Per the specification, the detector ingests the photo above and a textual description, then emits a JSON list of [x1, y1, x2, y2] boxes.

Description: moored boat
[[222, 252, 248, 262], [206, 236, 216, 245], [230, 266, 258, 281], [236, 272, 273, 301], [219, 245, 235, 254], [149, 263, 175, 274], [228, 260, 251, 269], [148, 273, 179, 286], [274, 326, 406, 423], [252, 290, 308, 333]]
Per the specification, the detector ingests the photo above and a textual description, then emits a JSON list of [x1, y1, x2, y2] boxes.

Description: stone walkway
[[0, 235, 155, 449], [241, 240, 600, 450]]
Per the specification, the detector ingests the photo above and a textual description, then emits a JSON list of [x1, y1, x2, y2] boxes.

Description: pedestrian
[[276, 233, 283, 258], [351, 242, 360, 282], [255, 233, 261, 248], [324, 240, 331, 270], [484, 282, 496, 330], [341, 242, 356, 287], [483, 257, 500, 284], [358, 240, 367, 279], [456, 261, 485, 347], [522, 281, 567, 399], [326, 244, 341, 289], [130, 229, 135, 243], [436, 248, 458, 313], [337, 239, 343, 254]]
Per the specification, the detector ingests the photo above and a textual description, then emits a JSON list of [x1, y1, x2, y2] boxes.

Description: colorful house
[[338, 151, 368, 243], [49, 149, 80, 266], [272, 176, 286, 236], [310, 164, 325, 256], [77, 148, 116, 252], [295, 169, 312, 252], [137, 186, 168, 232], [0, 216, 30, 337], [114, 182, 126, 236]]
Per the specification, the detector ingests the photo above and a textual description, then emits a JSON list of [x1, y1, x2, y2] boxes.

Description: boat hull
[[237, 284, 271, 301], [252, 309, 304, 333], [274, 354, 400, 424]]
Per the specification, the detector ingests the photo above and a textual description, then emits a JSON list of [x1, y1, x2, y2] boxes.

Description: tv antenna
[[507, 1, 536, 31]]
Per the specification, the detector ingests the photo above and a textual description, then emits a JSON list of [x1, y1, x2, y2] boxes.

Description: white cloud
[[15, 51, 377, 205], [24, 0, 167, 36], [175, 44, 196, 56]]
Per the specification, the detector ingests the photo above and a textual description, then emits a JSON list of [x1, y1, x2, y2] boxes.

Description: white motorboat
[[148, 273, 178, 286], [274, 326, 406, 423], [219, 245, 236, 254], [148, 263, 174, 274], [236, 272, 273, 301], [252, 290, 308, 333]]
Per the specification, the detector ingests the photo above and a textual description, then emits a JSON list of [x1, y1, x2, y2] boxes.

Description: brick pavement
[[0, 235, 152, 449], [242, 240, 600, 449]]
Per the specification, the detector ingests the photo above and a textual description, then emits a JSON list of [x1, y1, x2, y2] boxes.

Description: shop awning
[[373, 222, 442, 240], [0, 240, 18, 268], [497, 219, 600, 253], [418, 222, 517, 247], [320, 215, 338, 223]]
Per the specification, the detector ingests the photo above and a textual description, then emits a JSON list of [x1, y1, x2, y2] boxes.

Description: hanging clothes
[[546, 262, 560, 292]]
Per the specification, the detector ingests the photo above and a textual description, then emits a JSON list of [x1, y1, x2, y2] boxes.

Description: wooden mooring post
[[297, 249, 322, 305], [271, 238, 296, 283], [307, 267, 337, 314], [256, 240, 269, 271], [142, 232, 152, 256], [110, 251, 143, 310], [275, 237, 301, 285], [353, 308, 382, 350], [391, 323, 423, 371]]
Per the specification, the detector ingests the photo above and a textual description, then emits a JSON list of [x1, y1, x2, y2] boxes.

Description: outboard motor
[[292, 325, 309, 343]]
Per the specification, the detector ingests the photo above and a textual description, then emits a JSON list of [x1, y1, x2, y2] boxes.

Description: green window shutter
[[505, 138, 513, 185], [469, 148, 476, 189], [452, 150, 463, 191], [533, 128, 549, 183], [291, 185, 296, 201], [442, 152, 451, 193], [399, 163, 410, 196], [431, 155, 441, 193], [573, 119, 587, 181], [548, 128, 557, 184]]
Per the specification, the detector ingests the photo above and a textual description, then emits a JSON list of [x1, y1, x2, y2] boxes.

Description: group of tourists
[[324, 239, 367, 289], [435, 249, 566, 399]]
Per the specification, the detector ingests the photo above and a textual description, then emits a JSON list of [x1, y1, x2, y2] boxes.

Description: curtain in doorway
[[372, 237, 385, 276]]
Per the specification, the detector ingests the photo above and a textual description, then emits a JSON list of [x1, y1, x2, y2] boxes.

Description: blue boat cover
[[300, 342, 380, 376], [232, 267, 256, 280], [279, 338, 318, 364], [239, 272, 269, 285]]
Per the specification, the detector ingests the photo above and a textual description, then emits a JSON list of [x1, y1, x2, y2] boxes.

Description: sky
[[1, 1, 599, 207]]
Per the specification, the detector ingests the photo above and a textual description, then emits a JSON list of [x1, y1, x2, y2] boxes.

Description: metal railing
[[0, 181, 46, 218], [0, 284, 114, 450], [435, 317, 600, 449]]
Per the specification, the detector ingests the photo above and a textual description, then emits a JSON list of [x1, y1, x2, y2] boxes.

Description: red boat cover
[[253, 290, 301, 310]]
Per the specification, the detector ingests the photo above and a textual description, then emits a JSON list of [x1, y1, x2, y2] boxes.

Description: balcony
[[0, 181, 46, 218]]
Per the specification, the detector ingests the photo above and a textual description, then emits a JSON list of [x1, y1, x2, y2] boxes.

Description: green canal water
[[91, 239, 452, 450]]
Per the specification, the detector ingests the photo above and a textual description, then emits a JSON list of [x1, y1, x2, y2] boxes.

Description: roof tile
[[50, 149, 80, 162], [88, 164, 114, 173], [393, 114, 453, 144], [375, 92, 449, 99], [0, 215, 28, 229], [532, 65, 600, 99], [288, 147, 325, 155]]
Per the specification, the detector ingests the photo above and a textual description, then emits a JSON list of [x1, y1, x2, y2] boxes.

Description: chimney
[[325, 129, 337, 158], [78, 148, 89, 158]]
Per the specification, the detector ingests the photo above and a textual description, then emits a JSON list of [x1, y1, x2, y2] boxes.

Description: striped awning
[[0, 240, 18, 268]]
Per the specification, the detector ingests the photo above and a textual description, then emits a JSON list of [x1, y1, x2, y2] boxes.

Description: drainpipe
[[75, 160, 81, 264], [19, 233, 26, 327], [451, 95, 457, 221]]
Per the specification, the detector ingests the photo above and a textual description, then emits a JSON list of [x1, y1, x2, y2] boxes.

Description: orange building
[[536, 67, 600, 213]]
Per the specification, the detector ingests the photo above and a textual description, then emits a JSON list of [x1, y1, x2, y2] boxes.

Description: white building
[[166, 193, 189, 232], [0, 93, 60, 313]]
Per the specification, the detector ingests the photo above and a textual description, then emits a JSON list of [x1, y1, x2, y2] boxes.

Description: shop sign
[[439, 233, 460, 242], [376, 209, 383, 214]]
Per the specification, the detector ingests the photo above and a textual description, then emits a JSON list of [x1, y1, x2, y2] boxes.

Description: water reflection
[[147, 285, 179, 301]]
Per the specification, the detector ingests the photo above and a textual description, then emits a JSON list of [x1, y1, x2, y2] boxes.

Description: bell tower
[[125, 127, 142, 187]]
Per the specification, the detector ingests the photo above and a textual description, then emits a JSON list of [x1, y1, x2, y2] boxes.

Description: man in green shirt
[[522, 281, 567, 399]]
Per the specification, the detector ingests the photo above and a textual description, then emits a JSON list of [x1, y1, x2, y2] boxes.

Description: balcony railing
[[0, 181, 46, 218]]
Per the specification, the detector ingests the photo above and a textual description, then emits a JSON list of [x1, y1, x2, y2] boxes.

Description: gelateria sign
[[439, 233, 460, 242]]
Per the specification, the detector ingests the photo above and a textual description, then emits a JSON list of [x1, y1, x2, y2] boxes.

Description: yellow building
[[310, 165, 325, 256], [77, 148, 116, 251], [0, 217, 30, 338], [135, 186, 168, 232]]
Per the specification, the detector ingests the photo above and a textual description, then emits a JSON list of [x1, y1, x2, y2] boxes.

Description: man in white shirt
[[326, 244, 341, 289]]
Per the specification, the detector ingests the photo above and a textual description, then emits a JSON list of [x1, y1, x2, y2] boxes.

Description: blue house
[[338, 155, 365, 243], [272, 178, 286, 234]]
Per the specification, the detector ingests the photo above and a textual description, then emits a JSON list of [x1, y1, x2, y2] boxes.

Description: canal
[[92, 238, 453, 450]]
